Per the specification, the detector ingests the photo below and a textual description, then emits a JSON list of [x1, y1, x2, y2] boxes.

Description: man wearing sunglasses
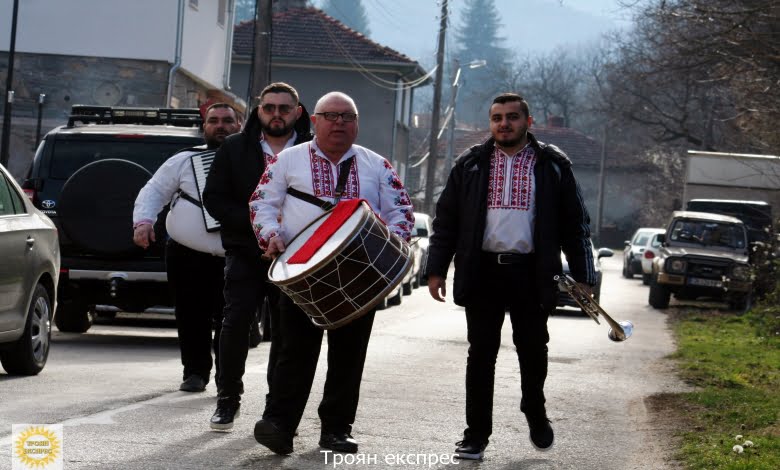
[[248, 91, 414, 455], [203, 82, 313, 431]]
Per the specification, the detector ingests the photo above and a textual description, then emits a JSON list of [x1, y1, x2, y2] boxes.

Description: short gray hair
[[314, 91, 358, 114]]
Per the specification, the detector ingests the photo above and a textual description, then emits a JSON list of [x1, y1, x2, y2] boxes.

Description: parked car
[[22, 105, 204, 333], [623, 228, 664, 279], [412, 213, 432, 286], [648, 211, 753, 311], [557, 247, 613, 312], [0, 162, 60, 375], [638, 229, 667, 285]]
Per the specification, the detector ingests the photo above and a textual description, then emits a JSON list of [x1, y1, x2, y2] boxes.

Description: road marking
[[0, 360, 268, 451]]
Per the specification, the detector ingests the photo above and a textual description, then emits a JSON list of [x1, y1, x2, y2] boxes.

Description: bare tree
[[609, 0, 780, 153]]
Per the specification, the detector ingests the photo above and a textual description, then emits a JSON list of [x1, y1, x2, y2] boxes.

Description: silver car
[[0, 163, 59, 375], [622, 228, 665, 279]]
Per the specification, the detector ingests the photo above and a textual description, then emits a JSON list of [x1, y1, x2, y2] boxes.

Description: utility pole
[[250, 0, 273, 101], [595, 124, 607, 241], [444, 59, 460, 178], [423, 0, 448, 215], [1, 0, 20, 167]]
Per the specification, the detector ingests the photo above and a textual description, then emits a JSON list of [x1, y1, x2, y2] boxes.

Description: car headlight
[[666, 258, 687, 273], [731, 264, 751, 281]]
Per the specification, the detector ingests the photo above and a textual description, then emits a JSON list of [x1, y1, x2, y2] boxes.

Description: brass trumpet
[[554, 274, 633, 342]]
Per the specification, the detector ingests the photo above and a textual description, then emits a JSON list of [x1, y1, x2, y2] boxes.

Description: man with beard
[[204, 83, 313, 431], [133, 103, 242, 393], [426, 93, 596, 458]]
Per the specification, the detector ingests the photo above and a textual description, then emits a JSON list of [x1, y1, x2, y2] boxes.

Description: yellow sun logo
[[13, 426, 61, 468]]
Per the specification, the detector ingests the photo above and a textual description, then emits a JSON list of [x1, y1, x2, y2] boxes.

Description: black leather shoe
[[319, 432, 358, 453], [180, 375, 207, 392], [254, 419, 294, 455], [526, 413, 554, 450], [210, 400, 240, 431], [455, 439, 487, 460]]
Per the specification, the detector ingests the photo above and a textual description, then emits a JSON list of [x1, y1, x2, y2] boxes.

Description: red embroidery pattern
[[308, 145, 360, 199], [309, 145, 334, 197], [487, 147, 535, 210]]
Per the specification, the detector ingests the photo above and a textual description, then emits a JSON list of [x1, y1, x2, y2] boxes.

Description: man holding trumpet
[[426, 93, 596, 459]]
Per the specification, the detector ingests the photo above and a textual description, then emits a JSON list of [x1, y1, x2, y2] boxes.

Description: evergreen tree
[[321, 0, 372, 37], [452, 0, 510, 125]]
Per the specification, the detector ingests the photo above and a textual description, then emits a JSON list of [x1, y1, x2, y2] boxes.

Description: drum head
[[269, 202, 368, 282]]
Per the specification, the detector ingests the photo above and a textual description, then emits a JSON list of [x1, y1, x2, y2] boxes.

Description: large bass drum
[[269, 201, 411, 329]]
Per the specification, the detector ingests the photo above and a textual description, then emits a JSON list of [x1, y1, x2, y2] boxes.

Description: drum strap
[[286, 156, 354, 212]]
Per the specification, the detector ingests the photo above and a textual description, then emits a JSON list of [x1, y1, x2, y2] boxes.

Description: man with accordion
[[132, 103, 241, 393]]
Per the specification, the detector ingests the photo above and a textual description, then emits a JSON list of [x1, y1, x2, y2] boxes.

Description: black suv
[[22, 105, 204, 333]]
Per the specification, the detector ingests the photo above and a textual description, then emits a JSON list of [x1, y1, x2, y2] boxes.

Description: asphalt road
[[0, 257, 689, 469]]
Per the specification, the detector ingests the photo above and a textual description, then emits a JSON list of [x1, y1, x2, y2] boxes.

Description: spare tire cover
[[58, 158, 152, 256]]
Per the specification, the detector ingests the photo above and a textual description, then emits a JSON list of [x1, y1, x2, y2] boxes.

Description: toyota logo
[[41, 200, 56, 209]]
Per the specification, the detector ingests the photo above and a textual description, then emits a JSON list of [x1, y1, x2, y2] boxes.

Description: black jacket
[[424, 132, 596, 309], [203, 104, 313, 257]]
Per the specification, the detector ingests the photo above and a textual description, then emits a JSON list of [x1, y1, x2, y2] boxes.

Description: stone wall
[[0, 52, 211, 180]]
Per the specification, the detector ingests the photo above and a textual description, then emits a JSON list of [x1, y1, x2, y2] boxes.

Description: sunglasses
[[315, 112, 358, 122], [260, 103, 294, 115]]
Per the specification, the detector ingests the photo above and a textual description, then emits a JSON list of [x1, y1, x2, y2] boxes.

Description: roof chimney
[[547, 115, 565, 128]]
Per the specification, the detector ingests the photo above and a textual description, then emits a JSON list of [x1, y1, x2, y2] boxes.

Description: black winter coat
[[424, 133, 596, 309], [203, 104, 313, 257]]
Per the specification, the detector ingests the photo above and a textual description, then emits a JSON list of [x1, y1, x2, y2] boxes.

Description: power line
[[316, 13, 437, 91]]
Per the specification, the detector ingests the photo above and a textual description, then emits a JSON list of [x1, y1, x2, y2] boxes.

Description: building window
[[217, 0, 227, 26], [189, 0, 198, 10]]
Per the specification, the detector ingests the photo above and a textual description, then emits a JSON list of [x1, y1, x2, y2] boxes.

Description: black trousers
[[262, 294, 375, 435], [218, 253, 271, 400], [462, 252, 550, 443], [165, 240, 225, 383]]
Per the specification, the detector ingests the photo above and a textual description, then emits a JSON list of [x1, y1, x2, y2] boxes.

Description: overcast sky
[[319, 0, 636, 65]]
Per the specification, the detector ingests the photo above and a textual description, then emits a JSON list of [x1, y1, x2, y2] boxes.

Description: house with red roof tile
[[230, 4, 429, 174]]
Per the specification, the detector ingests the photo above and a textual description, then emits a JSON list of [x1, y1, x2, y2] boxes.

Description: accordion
[[189, 150, 221, 232]]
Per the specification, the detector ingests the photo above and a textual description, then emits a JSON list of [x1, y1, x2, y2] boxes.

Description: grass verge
[[664, 302, 779, 469]]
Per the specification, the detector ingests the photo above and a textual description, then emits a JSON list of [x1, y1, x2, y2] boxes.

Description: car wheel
[[58, 158, 153, 256], [54, 297, 94, 333], [418, 271, 428, 287], [592, 281, 602, 303], [0, 284, 52, 375], [402, 280, 412, 296], [642, 273, 652, 285], [648, 278, 671, 309], [411, 274, 420, 289], [622, 262, 631, 279], [729, 294, 752, 315], [387, 287, 402, 306]]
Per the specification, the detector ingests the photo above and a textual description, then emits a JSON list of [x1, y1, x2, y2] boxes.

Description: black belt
[[482, 252, 534, 265]]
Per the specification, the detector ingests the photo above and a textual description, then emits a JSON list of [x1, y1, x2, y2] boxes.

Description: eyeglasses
[[315, 112, 358, 122], [261, 103, 294, 115]]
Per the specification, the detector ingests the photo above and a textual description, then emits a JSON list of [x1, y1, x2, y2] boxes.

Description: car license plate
[[688, 277, 722, 288]]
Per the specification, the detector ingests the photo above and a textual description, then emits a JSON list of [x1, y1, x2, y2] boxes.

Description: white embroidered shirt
[[248, 139, 414, 250]]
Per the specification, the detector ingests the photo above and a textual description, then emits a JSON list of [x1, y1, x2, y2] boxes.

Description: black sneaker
[[180, 375, 207, 392], [319, 432, 358, 453], [526, 413, 554, 451], [455, 439, 487, 460], [210, 400, 240, 431], [254, 419, 294, 455]]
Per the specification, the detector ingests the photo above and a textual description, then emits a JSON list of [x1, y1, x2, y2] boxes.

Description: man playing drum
[[248, 91, 414, 455]]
